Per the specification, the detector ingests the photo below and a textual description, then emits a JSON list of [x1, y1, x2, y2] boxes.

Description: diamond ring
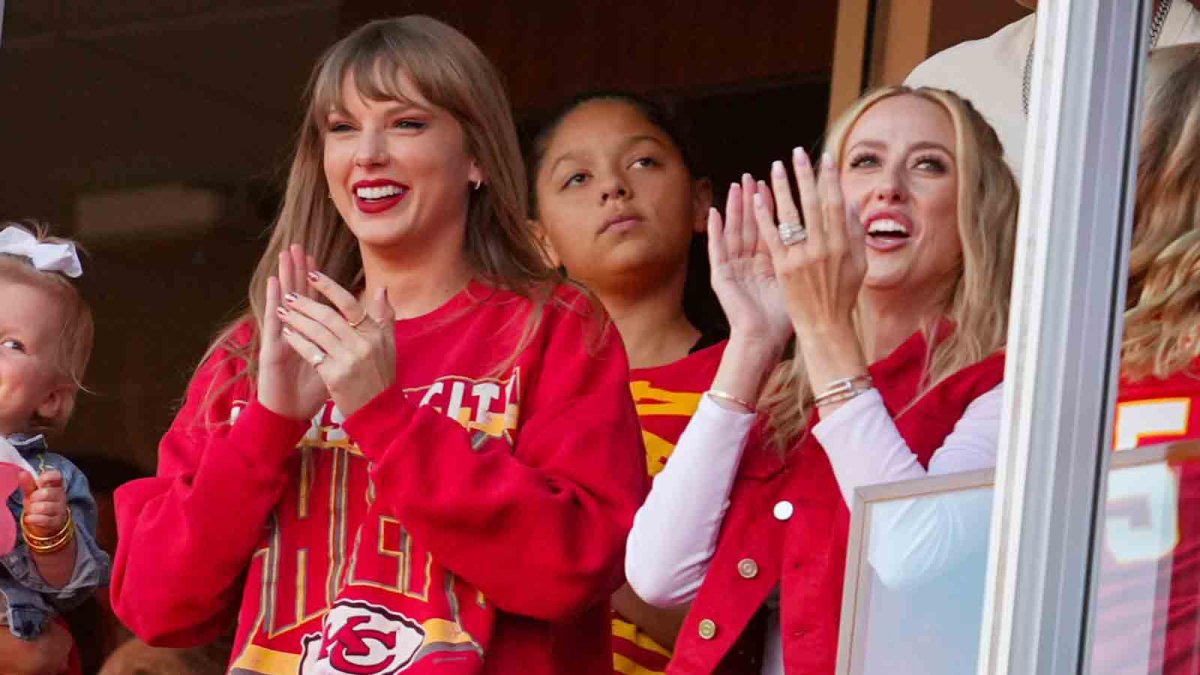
[[778, 221, 807, 246]]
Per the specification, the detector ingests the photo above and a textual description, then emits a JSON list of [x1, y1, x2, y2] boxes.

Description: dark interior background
[[1, 0, 839, 473], [0, 0, 1028, 475]]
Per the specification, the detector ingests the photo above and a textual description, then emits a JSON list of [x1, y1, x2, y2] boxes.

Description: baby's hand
[[18, 470, 68, 539]]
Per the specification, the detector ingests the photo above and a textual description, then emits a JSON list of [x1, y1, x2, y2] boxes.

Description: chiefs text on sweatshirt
[[111, 281, 648, 675]]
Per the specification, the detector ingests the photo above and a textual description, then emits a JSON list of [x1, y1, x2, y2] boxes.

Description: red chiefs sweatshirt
[[110, 281, 649, 674]]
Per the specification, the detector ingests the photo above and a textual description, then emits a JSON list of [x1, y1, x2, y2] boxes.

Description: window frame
[[977, 1, 1153, 673]]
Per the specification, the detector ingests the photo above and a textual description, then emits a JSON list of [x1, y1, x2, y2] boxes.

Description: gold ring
[[348, 312, 369, 329]]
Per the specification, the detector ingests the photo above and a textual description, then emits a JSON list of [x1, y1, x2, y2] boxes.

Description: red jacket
[[667, 330, 1005, 674], [111, 281, 648, 674]]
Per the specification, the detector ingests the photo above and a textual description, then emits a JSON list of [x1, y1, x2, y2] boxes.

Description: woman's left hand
[[754, 149, 871, 410], [279, 272, 397, 417], [753, 149, 867, 338]]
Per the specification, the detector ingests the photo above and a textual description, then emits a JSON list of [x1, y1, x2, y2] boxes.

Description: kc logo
[[300, 601, 426, 674]]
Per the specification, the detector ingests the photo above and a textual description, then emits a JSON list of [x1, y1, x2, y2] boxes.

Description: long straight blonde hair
[[1122, 44, 1200, 380], [761, 87, 1019, 449], [202, 16, 558, 398]]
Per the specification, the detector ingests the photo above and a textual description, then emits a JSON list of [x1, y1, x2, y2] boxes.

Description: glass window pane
[[1089, 447, 1200, 673], [840, 473, 994, 675], [1085, 13, 1200, 674]]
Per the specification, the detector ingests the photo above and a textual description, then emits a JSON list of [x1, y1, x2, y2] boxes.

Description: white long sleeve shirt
[[625, 385, 1004, 673]]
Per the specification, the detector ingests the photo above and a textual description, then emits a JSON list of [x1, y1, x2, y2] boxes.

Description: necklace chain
[[1022, 0, 1171, 116]]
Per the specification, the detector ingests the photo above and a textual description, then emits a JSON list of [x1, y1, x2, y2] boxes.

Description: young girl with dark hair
[[529, 92, 725, 673]]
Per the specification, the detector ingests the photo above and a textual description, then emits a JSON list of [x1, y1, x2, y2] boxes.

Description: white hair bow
[[0, 226, 83, 278]]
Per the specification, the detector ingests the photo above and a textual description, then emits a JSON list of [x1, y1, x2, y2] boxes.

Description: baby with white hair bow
[[0, 222, 109, 675]]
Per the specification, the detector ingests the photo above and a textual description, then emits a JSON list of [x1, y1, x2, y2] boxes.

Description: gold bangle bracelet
[[25, 530, 74, 555], [22, 509, 74, 551], [707, 389, 755, 413], [23, 525, 75, 554]]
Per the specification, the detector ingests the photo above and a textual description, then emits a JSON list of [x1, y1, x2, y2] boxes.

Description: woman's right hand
[[708, 174, 794, 351], [257, 244, 328, 421], [704, 175, 795, 410]]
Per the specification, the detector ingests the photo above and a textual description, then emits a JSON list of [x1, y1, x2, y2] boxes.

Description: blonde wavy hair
[[1122, 44, 1200, 381], [202, 16, 558, 399], [761, 87, 1019, 449]]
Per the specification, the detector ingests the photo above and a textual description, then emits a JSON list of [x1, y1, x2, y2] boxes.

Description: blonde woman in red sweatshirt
[[110, 17, 646, 675]]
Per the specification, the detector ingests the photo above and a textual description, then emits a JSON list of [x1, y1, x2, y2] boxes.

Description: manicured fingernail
[[742, 172, 753, 183], [284, 292, 299, 303], [276, 306, 288, 318], [753, 192, 764, 205], [730, 182, 740, 192], [307, 271, 321, 282], [282, 326, 292, 336], [822, 152, 835, 168], [772, 160, 785, 176], [757, 180, 768, 191]]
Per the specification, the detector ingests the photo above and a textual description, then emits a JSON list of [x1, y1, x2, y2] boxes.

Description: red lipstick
[[352, 179, 408, 214]]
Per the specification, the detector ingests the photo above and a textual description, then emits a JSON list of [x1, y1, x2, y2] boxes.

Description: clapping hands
[[258, 244, 397, 421]]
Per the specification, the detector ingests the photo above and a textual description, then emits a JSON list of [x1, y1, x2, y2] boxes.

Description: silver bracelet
[[813, 375, 873, 408]]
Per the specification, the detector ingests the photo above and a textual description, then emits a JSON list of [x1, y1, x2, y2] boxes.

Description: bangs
[[312, 49, 416, 123], [307, 20, 469, 130]]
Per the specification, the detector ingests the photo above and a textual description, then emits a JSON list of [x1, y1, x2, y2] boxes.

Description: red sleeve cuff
[[342, 383, 416, 461], [229, 399, 310, 471]]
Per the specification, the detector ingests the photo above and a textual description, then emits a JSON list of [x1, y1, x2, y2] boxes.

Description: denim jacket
[[0, 434, 111, 639]]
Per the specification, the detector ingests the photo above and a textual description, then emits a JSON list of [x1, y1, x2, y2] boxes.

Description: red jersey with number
[[1092, 361, 1200, 674], [613, 341, 725, 675], [110, 281, 648, 675]]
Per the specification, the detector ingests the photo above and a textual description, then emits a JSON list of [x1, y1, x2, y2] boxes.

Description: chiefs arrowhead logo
[[300, 601, 425, 674]]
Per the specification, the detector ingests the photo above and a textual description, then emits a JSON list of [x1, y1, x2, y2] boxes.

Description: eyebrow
[[547, 152, 583, 178], [546, 134, 669, 176], [847, 139, 955, 157], [326, 99, 432, 119], [619, 134, 668, 153]]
